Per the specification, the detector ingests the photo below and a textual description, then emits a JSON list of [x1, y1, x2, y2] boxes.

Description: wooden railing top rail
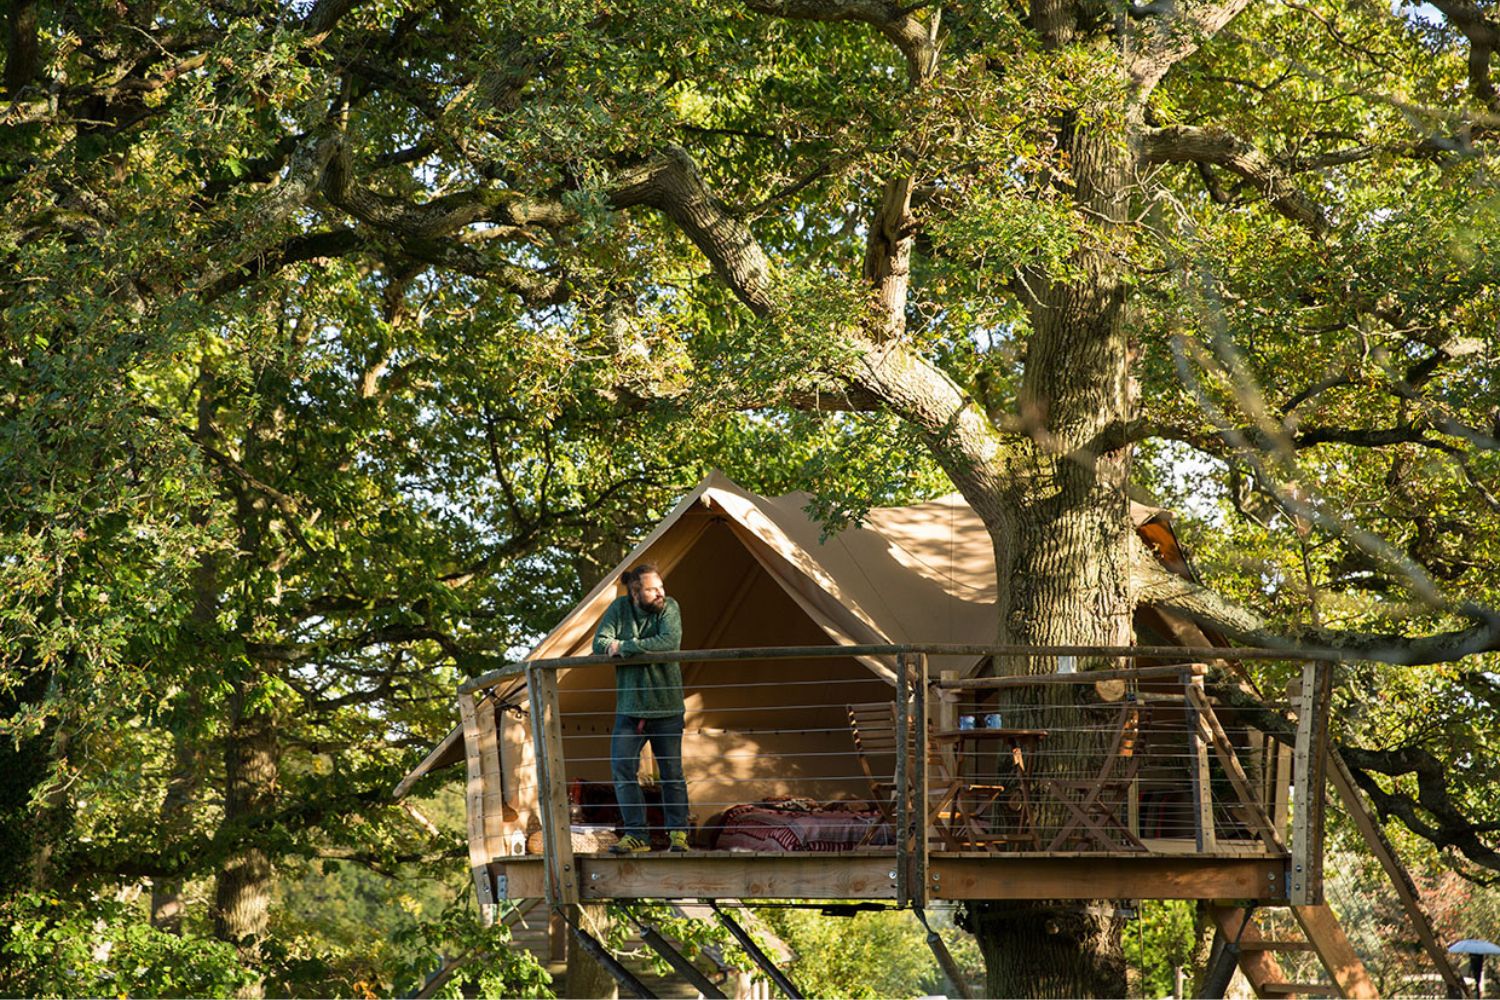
[[941, 661, 1206, 689], [457, 642, 1333, 695]]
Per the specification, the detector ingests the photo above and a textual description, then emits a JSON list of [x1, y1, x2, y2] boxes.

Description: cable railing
[[454, 644, 1334, 909]]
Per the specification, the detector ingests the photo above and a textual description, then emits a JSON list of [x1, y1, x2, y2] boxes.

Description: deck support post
[[1197, 926, 1241, 999], [563, 908, 657, 999], [912, 653, 929, 908], [709, 902, 803, 999], [630, 913, 727, 999], [1291, 660, 1332, 905], [895, 652, 911, 906], [528, 665, 578, 906]]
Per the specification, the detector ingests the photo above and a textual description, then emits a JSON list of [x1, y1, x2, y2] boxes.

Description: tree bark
[[155, 384, 219, 932], [1189, 901, 1222, 997], [565, 903, 619, 999], [970, 7, 1137, 989], [150, 729, 199, 933], [4, 0, 40, 98], [213, 676, 279, 996], [969, 903, 1128, 999]]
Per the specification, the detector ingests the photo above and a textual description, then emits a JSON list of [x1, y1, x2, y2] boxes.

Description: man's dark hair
[[619, 563, 660, 589]]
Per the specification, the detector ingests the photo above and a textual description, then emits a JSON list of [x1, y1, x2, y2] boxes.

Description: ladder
[[1201, 748, 1471, 998], [1207, 671, 1468, 998], [1210, 903, 1377, 999]]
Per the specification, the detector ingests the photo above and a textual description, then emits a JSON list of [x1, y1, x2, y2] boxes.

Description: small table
[[928, 728, 1048, 852]]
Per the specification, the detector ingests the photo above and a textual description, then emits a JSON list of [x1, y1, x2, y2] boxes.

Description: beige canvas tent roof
[[396, 471, 1185, 797]]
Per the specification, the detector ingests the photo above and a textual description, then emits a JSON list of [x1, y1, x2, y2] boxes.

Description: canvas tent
[[396, 472, 1197, 841]]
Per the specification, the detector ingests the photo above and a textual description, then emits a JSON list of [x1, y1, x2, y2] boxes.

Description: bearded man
[[592, 563, 688, 854]]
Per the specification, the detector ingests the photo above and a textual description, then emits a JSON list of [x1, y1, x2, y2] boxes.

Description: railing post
[[894, 652, 910, 906], [1291, 659, 1332, 905], [528, 664, 578, 906], [458, 689, 498, 921], [912, 653, 929, 907], [1185, 670, 1217, 852]]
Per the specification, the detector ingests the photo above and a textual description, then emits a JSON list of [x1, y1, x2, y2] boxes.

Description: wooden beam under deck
[[489, 852, 1291, 903]]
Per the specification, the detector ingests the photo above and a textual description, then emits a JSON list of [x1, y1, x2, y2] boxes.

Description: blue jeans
[[611, 713, 688, 840]]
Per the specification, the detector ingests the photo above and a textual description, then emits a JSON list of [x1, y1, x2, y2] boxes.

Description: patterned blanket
[[710, 797, 893, 852]]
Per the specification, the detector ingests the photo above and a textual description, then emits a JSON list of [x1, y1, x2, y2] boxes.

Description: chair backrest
[[847, 701, 903, 785], [1093, 702, 1150, 785]]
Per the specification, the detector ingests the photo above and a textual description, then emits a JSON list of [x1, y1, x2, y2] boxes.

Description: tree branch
[[743, 0, 937, 84], [1430, 0, 1500, 112], [205, 228, 364, 301], [322, 148, 572, 240], [302, 0, 365, 40], [1140, 124, 1328, 233], [4, 0, 41, 98], [1342, 743, 1500, 876], [1127, 0, 1255, 98], [610, 145, 775, 315], [1132, 549, 1500, 665]]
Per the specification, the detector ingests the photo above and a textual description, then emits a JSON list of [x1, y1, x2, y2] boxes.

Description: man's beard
[[634, 594, 666, 613]]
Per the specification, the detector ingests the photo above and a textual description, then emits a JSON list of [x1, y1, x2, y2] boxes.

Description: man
[[592, 563, 689, 854]]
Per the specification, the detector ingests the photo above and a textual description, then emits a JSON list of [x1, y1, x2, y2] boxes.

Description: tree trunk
[[0, 662, 65, 891], [565, 903, 619, 999], [150, 733, 198, 933], [214, 677, 279, 997], [155, 490, 217, 933], [973, 3, 1137, 984], [970, 903, 1128, 999], [1189, 901, 1222, 997]]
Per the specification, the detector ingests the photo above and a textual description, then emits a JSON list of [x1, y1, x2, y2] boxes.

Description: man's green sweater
[[592, 595, 684, 718]]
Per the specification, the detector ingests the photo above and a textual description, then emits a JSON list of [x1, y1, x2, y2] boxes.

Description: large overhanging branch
[[1430, 0, 1500, 112], [187, 126, 344, 298], [1133, 548, 1500, 664], [610, 133, 1023, 528], [609, 145, 776, 316], [1208, 680, 1500, 878], [1127, 418, 1470, 458], [321, 140, 573, 240], [1140, 124, 1328, 234], [1127, 0, 1256, 98], [740, 3, 982, 472], [1341, 743, 1500, 879], [742, 0, 937, 84], [843, 334, 1016, 525]]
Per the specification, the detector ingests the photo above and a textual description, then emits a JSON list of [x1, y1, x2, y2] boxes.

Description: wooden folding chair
[[847, 702, 904, 841], [848, 702, 1005, 850], [1045, 702, 1150, 852]]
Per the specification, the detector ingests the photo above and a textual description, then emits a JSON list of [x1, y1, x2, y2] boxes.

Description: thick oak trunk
[[214, 679, 278, 997], [969, 903, 1128, 999], [564, 903, 619, 999], [973, 38, 1137, 989]]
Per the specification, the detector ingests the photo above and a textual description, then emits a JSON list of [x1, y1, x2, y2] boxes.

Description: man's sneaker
[[668, 830, 690, 853], [610, 834, 650, 855]]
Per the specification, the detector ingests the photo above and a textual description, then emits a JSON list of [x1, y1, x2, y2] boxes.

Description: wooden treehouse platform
[[401, 643, 1467, 999]]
